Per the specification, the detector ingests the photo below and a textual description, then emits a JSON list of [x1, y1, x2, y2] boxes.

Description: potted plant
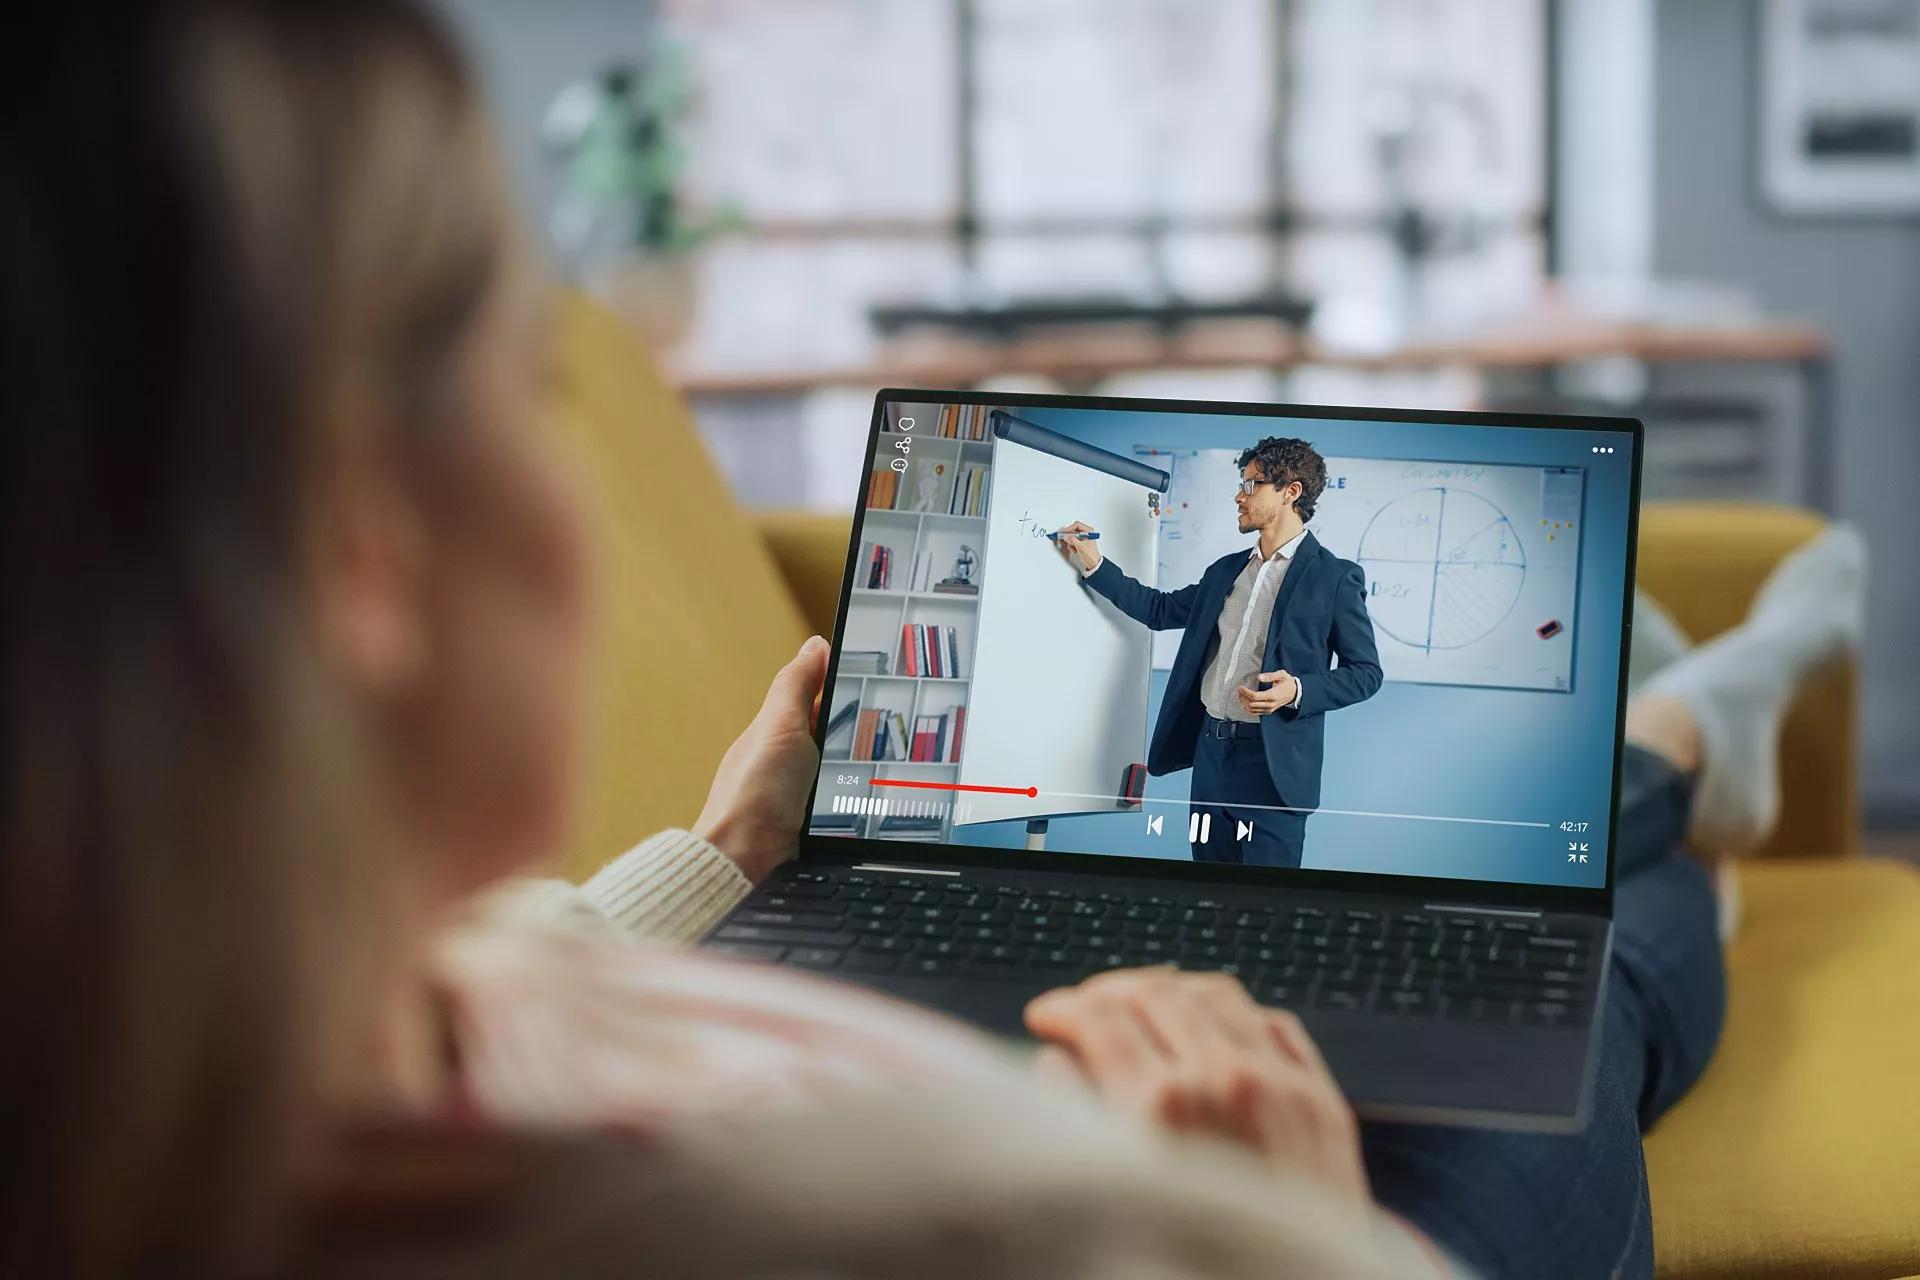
[[543, 43, 737, 349]]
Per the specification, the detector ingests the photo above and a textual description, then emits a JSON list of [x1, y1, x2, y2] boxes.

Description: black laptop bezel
[[798, 388, 1644, 919]]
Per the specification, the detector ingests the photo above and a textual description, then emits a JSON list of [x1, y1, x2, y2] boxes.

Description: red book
[[911, 716, 937, 762], [899, 624, 917, 676], [949, 706, 966, 762], [927, 626, 942, 678]]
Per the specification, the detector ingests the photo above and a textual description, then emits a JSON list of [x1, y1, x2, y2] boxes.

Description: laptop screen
[[807, 393, 1639, 894]]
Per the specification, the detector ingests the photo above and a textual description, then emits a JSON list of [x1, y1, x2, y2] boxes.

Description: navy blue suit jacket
[[1082, 531, 1383, 811]]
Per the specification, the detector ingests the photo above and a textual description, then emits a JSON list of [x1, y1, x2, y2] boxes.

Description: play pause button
[[1187, 812, 1212, 843]]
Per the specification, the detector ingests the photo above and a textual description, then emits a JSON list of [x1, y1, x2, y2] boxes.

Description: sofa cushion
[[1645, 859, 1920, 1279], [546, 294, 811, 881]]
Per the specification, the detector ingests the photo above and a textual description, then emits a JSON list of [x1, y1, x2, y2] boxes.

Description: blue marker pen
[[1046, 531, 1100, 541]]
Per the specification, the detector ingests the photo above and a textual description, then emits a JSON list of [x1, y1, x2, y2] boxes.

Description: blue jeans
[[1362, 746, 1727, 1279]]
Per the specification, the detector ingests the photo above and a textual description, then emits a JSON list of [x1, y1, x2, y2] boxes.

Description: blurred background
[[436, 0, 1920, 849]]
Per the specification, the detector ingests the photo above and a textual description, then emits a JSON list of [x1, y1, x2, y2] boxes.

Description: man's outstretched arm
[[1083, 559, 1202, 631], [1056, 521, 1201, 631], [1293, 563, 1383, 717]]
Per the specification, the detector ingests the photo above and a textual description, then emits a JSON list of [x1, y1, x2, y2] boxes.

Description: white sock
[[1627, 591, 1692, 693], [1641, 525, 1867, 859], [1716, 862, 1743, 943]]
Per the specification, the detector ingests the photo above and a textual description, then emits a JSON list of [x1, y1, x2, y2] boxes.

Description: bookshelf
[[815, 403, 1001, 843]]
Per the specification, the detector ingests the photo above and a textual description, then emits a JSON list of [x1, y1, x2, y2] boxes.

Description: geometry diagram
[[1356, 487, 1527, 652]]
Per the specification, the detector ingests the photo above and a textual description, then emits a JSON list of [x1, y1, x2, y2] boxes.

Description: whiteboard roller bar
[[990, 410, 1171, 493]]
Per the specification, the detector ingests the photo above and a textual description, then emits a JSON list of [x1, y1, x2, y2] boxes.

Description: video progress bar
[[837, 781, 1551, 831], [1036, 789, 1552, 829]]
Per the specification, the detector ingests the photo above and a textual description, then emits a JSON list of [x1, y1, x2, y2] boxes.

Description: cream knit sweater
[[480, 828, 751, 945], [462, 835, 1465, 1278]]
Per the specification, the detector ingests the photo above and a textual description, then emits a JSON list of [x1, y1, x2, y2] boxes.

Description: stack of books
[[809, 811, 860, 837], [875, 813, 945, 842], [898, 624, 962, 678], [839, 649, 890, 676]]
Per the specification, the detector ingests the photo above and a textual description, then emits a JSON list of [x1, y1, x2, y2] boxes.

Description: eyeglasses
[[1236, 478, 1269, 497]]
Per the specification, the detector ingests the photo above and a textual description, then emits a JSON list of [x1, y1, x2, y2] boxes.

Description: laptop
[[705, 389, 1642, 1132]]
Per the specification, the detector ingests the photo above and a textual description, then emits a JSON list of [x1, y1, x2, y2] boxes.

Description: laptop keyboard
[[708, 868, 1601, 1028]]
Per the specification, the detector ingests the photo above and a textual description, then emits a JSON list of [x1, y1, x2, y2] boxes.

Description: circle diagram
[[1356, 488, 1527, 652]]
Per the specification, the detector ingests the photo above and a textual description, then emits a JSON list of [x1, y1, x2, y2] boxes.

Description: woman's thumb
[[768, 636, 829, 708]]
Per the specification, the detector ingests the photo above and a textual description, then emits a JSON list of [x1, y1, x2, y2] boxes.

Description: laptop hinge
[[853, 863, 961, 877], [1421, 902, 1543, 918]]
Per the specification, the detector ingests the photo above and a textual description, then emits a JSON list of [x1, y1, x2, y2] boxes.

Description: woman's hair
[[1, 4, 506, 1273]]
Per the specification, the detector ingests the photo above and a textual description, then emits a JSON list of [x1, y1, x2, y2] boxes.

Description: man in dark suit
[[1056, 437, 1381, 868]]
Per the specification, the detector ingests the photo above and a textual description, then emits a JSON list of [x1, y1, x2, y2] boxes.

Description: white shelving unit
[[813, 409, 999, 842]]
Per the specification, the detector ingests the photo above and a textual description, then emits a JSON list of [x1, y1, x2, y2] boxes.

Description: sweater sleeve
[[477, 830, 753, 947]]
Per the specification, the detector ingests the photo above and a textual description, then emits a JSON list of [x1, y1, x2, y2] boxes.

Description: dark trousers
[[1187, 715, 1307, 868], [1364, 745, 1726, 1279]]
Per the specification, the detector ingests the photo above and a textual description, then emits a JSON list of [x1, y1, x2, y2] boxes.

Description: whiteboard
[[955, 438, 1160, 826], [1140, 449, 1585, 693]]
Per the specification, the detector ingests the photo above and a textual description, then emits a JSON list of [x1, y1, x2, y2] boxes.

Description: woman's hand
[[692, 636, 829, 884], [1025, 968, 1370, 1208]]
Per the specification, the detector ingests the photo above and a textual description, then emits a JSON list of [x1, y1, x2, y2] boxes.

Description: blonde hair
[[0, 3, 506, 1273]]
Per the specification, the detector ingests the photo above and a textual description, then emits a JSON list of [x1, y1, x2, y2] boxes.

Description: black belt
[[1202, 714, 1262, 740]]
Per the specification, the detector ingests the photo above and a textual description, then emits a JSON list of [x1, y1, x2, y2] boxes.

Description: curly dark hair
[[1236, 436, 1328, 523]]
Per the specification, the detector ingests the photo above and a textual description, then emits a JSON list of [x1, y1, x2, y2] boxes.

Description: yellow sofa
[[546, 295, 1920, 1279]]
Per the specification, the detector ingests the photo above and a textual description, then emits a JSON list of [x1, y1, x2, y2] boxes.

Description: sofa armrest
[[752, 511, 853, 639]]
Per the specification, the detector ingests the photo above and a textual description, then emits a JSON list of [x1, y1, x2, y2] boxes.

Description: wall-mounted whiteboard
[[956, 438, 1160, 826], [1140, 449, 1585, 693]]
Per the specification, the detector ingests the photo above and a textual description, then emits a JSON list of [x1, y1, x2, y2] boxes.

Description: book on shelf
[[930, 580, 978, 595], [948, 461, 991, 516], [908, 707, 967, 763], [852, 706, 912, 762], [857, 540, 894, 589], [908, 550, 935, 592], [930, 403, 991, 441], [895, 624, 964, 679], [865, 468, 899, 511], [823, 699, 859, 754]]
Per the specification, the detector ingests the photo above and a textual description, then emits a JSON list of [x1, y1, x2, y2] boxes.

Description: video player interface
[[807, 398, 1636, 891]]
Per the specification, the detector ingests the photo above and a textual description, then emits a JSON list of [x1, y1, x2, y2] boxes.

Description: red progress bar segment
[[871, 779, 1037, 797]]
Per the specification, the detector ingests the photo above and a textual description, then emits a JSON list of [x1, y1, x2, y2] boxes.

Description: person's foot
[[1642, 524, 1867, 859], [1627, 590, 1693, 693], [1716, 862, 1743, 942]]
